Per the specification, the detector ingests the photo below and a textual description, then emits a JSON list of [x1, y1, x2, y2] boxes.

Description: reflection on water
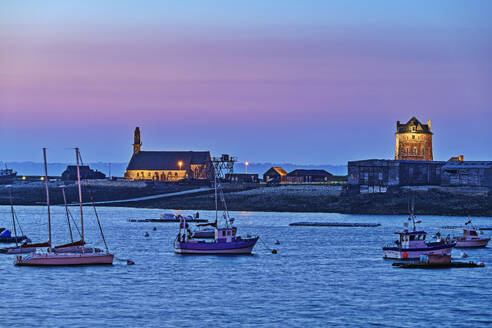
[[1, 206, 491, 327]]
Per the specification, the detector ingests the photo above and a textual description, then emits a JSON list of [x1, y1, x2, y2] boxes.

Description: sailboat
[[0, 187, 39, 254], [174, 169, 258, 255], [0, 187, 29, 244], [15, 148, 114, 266]]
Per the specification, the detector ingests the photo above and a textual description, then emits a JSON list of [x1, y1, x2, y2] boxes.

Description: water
[[1, 205, 491, 327]]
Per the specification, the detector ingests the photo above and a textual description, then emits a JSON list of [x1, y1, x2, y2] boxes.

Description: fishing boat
[[382, 211, 455, 260], [15, 148, 114, 266], [174, 170, 258, 255], [0, 187, 29, 245], [450, 218, 490, 248], [0, 167, 16, 184]]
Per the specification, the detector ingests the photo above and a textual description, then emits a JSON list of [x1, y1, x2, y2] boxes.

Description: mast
[[61, 185, 74, 243], [75, 147, 85, 245], [43, 148, 52, 250], [214, 167, 218, 223], [8, 187, 18, 247]]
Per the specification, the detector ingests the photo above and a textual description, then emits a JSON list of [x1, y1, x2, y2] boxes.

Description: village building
[[263, 167, 287, 183], [395, 117, 433, 161], [124, 127, 212, 181], [61, 165, 106, 181], [225, 173, 259, 184], [285, 169, 333, 183]]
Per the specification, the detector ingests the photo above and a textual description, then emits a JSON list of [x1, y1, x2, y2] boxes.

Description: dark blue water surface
[[1, 205, 491, 327]]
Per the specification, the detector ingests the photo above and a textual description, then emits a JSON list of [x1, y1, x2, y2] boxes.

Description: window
[[417, 135, 420, 140], [413, 147, 417, 155], [148, 172, 151, 177], [412, 135, 415, 140], [410, 235, 415, 241], [406, 148, 409, 155], [136, 173, 139, 177], [412, 126, 416, 132], [222, 231, 226, 236], [227, 230, 231, 235]]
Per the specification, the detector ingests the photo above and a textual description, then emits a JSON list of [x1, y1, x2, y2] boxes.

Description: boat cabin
[[395, 230, 427, 248], [463, 229, 480, 239], [215, 227, 236, 243]]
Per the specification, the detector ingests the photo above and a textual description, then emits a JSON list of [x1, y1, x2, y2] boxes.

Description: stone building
[[347, 159, 445, 193], [441, 161, 492, 188], [395, 117, 433, 161], [61, 165, 106, 181], [125, 127, 212, 181]]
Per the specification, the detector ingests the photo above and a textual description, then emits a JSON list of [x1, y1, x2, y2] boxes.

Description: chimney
[[427, 120, 431, 130]]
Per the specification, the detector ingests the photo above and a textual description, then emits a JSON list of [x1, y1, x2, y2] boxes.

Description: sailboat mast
[[61, 186, 74, 243], [75, 148, 85, 244], [8, 187, 18, 247], [43, 148, 52, 250], [214, 167, 218, 223]]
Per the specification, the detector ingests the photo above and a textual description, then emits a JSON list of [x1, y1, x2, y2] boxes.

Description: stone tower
[[395, 117, 433, 161], [133, 127, 142, 155]]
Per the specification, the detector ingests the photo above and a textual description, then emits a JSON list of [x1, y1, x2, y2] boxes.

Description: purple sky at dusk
[[1, 1, 491, 164]]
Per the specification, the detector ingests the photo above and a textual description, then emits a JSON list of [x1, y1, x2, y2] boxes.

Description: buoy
[[153, 226, 157, 231], [402, 252, 408, 259], [144, 232, 150, 237], [274, 240, 280, 245], [272, 249, 277, 254], [127, 260, 135, 265]]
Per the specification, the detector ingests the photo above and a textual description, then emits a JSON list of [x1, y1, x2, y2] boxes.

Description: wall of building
[[395, 133, 433, 161], [125, 170, 187, 181]]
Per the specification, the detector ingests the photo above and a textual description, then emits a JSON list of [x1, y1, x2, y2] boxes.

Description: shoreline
[[1, 183, 491, 217]]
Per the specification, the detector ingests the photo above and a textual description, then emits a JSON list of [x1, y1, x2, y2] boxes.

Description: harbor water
[[1, 205, 491, 327]]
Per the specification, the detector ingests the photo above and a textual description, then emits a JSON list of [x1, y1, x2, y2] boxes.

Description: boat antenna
[[8, 186, 18, 247], [75, 147, 85, 247], [43, 148, 52, 251], [60, 185, 74, 243]]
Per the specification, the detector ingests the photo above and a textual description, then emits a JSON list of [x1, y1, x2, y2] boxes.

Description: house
[[263, 167, 287, 183], [61, 166, 106, 181], [225, 173, 259, 183], [124, 127, 212, 181], [285, 169, 333, 183]]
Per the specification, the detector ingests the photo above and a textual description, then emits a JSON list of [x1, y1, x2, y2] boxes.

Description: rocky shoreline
[[1, 183, 491, 217]]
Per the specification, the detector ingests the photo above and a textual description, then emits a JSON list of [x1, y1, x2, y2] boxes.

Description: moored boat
[[174, 168, 258, 255], [15, 148, 114, 267], [382, 209, 455, 260], [450, 218, 490, 248]]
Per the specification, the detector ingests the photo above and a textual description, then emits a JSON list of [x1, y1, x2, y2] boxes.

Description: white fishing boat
[[382, 204, 455, 260], [15, 148, 114, 266], [450, 218, 490, 248]]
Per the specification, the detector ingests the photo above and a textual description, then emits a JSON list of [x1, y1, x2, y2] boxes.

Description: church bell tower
[[133, 127, 142, 155]]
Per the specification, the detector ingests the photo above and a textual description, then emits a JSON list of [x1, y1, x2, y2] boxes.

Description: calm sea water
[[0, 205, 491, 327]]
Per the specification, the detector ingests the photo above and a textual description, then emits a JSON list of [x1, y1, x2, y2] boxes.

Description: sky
[[1, 0, 491, 164]]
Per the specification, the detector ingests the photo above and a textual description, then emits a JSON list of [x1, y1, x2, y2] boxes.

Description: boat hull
[[0, 236, 29, 243], [0, 247, 36, 254], [15, 253, 114, 266], [174, 237, 258, 255], [382, 243, 455, 260], [454, 238, 490, 248]]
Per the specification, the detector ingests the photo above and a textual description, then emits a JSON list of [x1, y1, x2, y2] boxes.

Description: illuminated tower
[[133, 127, 142, 155], [395, 117, 433, 161]]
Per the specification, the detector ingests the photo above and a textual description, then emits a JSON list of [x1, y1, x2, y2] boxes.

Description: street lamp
[[178, 161, 183, 179], [245, 161, 249, 174]]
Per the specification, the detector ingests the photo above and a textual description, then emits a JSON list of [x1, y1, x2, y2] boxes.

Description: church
[[124, 127, 212, 181]]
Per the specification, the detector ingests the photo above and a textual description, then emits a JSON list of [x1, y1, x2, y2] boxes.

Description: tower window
[[413, 147, 417, 155], [406, 148, 409, 155], [412, 135, 415, 140], [412, 126, 416, 132]]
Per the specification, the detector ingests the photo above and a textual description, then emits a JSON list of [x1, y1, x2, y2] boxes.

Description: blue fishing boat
[[174, 171, 258, 255]]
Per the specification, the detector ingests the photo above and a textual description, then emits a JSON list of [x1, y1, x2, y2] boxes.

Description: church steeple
[[133, 127, 142, 155]]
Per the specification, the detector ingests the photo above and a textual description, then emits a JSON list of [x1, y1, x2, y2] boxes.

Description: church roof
[[127, 151, 210, 171], [396, 117, 432, 134]]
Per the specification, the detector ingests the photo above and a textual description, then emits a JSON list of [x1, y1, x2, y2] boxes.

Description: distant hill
[[4, 161, 347, 177]]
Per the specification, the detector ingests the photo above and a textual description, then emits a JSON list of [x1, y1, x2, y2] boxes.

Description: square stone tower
[[395, 117, 433, 161]]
